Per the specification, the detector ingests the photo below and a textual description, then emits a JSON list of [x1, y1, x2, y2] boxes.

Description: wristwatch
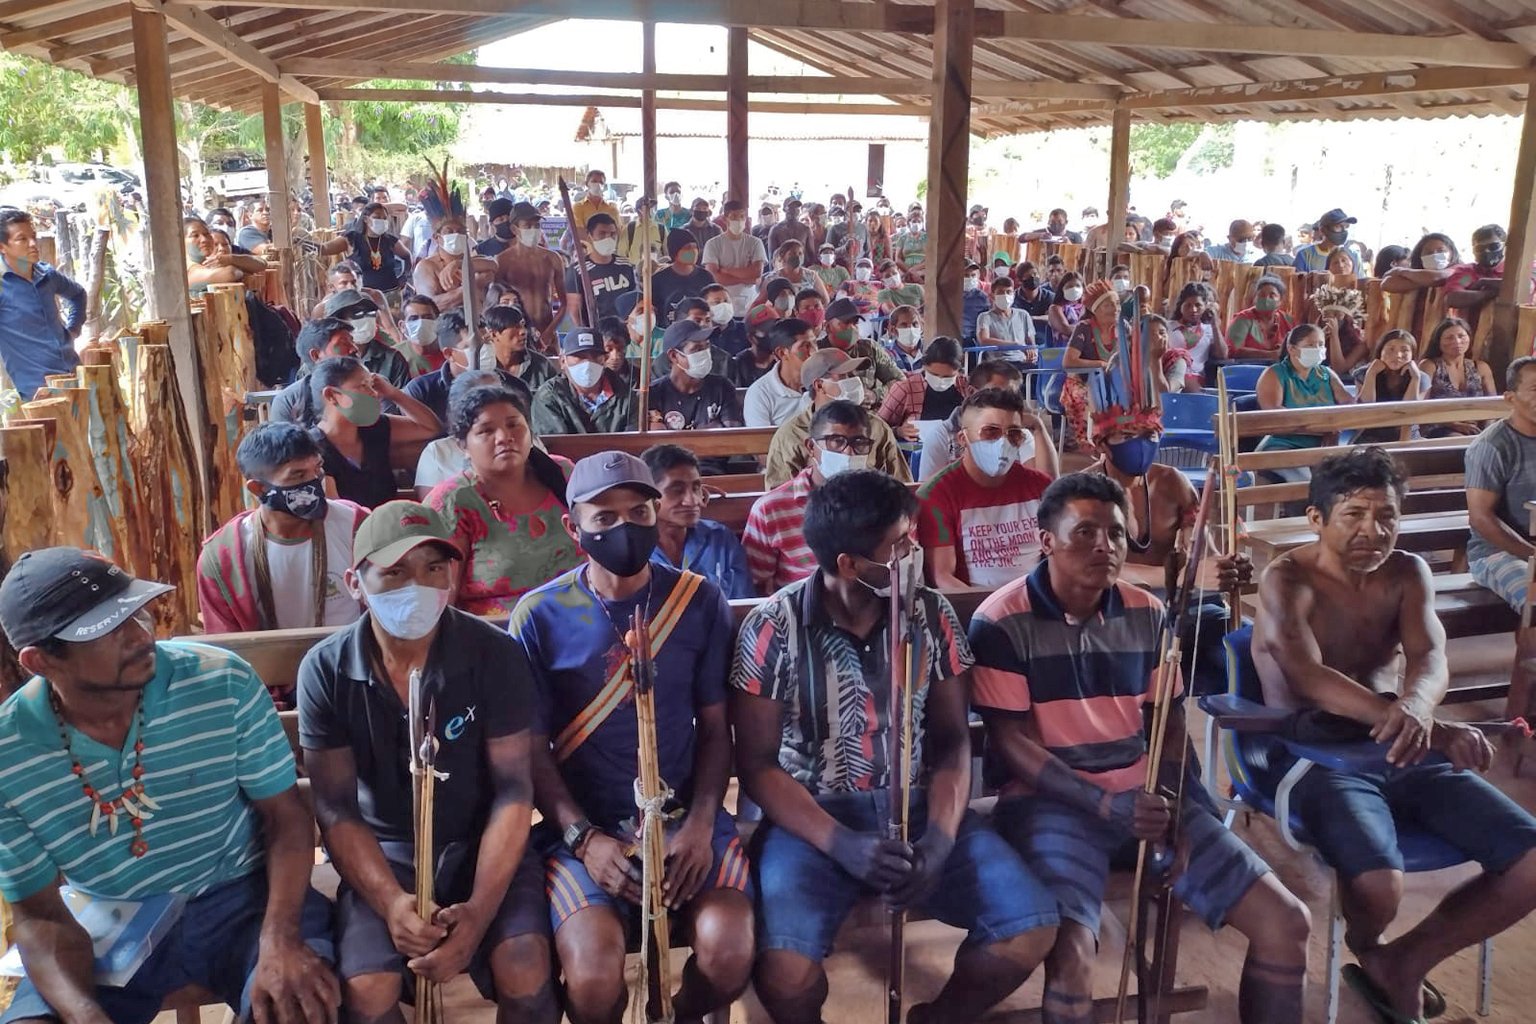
[[563, 817, 597, 855]]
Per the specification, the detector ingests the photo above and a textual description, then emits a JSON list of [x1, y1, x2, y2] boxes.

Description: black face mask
[[692, 211, 709, 223], [260, 477, 327, 521], [579, 521, 658, 578], [494, 222, 513, 240], [1478, 244, 1505, 268]]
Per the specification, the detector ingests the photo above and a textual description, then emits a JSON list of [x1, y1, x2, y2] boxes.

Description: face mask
[[773, 295, 793, 313], [968, 436, 1018, 477], [727, 218, 746, 235], [709, 302, 733, 325], [896, 326, 921, 350], [260, 477, 327, 521], [1255, 296, 1280, 313], [1424, 251, 1451, 271], [858, 547, 924, 599], [1324, 228, 1348, 246], [965, 275, 980, 290], [588, 182, 604, 196], [333, 387, 382, 427], [592, 237, 618, 257], [1155, 237, 1174, 251], [667, 191, 681, 203], [1111, 278, 1131, 294], [994, 293, 1013, 310], [783, 254, 803, 270], [568, 359, 604, 389], [1107, 437, 1159, 477], [1296, 346, 1325, 369], [487, 221, 510, 241], [855, 267, 873, 282], [517, 227, 540, 247], [993, 266, 1011, 280], [676, 248, 699, 267], [1063, 286, 1084, 302], [349, 317, 378, 345], [817, 449, 868, 479], [924, 371, 956, 392], [821, 253, 836, 267], [884, 274, 902, 289], [403, 318, 438, 346], [837, 377, 865, 405], [579, 521, 657, 577], [802, 309, 825, 328], [440, 233, 467, 255], [366, 582, 451, 641], [680, 349, 713, 380], [368, 217, 390, 235], [1231, 241, 1249, 257], [829, 324, 856, 349], [1478, 244, 1505, 268], [186, 241, 206, 264]]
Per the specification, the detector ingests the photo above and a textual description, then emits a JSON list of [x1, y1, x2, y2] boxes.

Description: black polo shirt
[[296, 606, 531, 846]]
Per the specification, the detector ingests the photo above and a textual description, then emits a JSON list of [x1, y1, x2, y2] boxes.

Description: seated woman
[[876, 259, 924, 313], [1165, 281, 1224, 387], [1373, 244, 1410, 279], [1226, 275, 1295, 362], [308, 355, 442, 509], [877, 336, 971, 442], [1353, 329, 1423, 445], [184, 217, 267, 297], [1046, 270, 1086, 343], [1254, 324, 1354, 479], [425, 381, 582, 615], [1061, 281, 1169, 448], [1325, 245, 1357, 279], [1418, 316, 1496, 437], [1381, 232, 1461, 295], [1166, 230, 1216, 281], [413, 369, 534, 497]]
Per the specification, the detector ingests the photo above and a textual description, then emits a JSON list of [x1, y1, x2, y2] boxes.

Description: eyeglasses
[[815, 434, 875, 455], [972, 426, 1029, 446]]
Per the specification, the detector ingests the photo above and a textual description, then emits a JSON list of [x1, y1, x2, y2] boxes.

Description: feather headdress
[[1088, 287, 1164, 438], [419, 155, 466, 231], [1311, 283, 1366, 328]]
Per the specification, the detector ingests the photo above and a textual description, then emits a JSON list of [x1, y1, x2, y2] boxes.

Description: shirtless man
[[494, 201, 566, 351], [413, 216, 496, 315], [1254, 446, 1536, 1023]]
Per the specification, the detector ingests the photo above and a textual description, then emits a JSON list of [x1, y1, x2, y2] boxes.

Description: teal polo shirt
[[0, 641, 296, 903]]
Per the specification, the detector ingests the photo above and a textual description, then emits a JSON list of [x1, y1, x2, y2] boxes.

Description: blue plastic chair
[[1200, 627, 1494, 1023], [1217, 362, 1266, 397], [1159, 392, 1220, 454]]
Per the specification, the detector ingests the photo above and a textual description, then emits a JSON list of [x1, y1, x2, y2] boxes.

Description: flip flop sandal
[[1342, 964, 1426, 1024], [1421, 979, 1446, 1019]]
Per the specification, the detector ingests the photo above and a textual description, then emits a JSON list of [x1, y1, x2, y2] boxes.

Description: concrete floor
[[158, 636, 1536, 1024]]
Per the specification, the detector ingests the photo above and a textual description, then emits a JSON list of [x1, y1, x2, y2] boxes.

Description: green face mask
[[333, 387, 382, 427], [1255, 296, 1279, 313]]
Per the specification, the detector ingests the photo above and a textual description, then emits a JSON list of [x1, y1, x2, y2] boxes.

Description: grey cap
[[799, 348, 868, 390], [560, 329, 603, 356], [824, 297, 862, 323], [566, 451, 662, 505], [511, 201, 541, 222], [660, 319, 713, 354], [322, 288, 378, 319]]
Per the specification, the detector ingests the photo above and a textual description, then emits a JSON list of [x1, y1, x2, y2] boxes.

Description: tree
[[1128, 123, 1202, 180], [0, 54, 129, 163]]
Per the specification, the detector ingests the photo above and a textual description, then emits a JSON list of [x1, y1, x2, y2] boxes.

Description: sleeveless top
[[310, 420, 395, 510], [346, 230, 404, 292], [1427, 358, 1487, 400], [1259, 359, 1334, 451]]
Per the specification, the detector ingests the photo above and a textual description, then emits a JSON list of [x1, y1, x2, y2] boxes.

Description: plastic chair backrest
[[1219, 363, 1266, 393], [1161, 391, 1219, 432], [1035, 346, 1066, 371], [1220, 625, 1267, 799]]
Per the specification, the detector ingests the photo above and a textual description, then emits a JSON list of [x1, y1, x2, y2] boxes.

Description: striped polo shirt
[[742, 466, 819, 596], [0, 642, 296, 903], [969, 561, 1177, 795]]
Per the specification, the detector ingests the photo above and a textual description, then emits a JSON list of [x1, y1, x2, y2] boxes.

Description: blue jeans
[[1, 874, 334, 1024], [753, 790, 1058, 962]]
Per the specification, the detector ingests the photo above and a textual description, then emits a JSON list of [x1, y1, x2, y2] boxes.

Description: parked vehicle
[[205, 152, 267, 201]]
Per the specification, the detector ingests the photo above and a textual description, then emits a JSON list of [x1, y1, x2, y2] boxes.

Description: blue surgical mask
[[1107, 437, 1159, 477]]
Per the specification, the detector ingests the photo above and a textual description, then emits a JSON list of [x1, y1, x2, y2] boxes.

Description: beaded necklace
[[50, 687, 159, 857]]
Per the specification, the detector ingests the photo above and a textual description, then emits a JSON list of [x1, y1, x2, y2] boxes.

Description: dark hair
[[1284, 322, 1324, 352], [597, 315, 628, 347], [1308, 447, 1405, 520], [1049, 207, 1067, 219], [922, 337, 963, 369], [794, 288, 823, 307], [183, 215, 209, 230], [1473, 223, 1508, 244], [1151, 217, 1177, 235], [479, 303, 526, 334], [1373, 329, 1417, 361], [585, 213, 616, 233], [990, 276, 1013, 295], [803, 470, 919, 571], [438, 310, 468, 346], [641, 443, 699, 479], [1045, 254, 1065, 268], [237, 421, 321, 480], [765, 278, 795, 302], [0, 207, 32, 242], [403, 294, 439, 315], [1373, 244, 1410, 278], [1408, 233, 1460, 270], [209, 206, 234, 220], [294, 316, 352, 363], [702, 283, 729, 300], [767, 317, 811, 349], [1110, 263, 1129, 276], [449, 383, 529, 442], [723, 199, 745, 214], [1038, 472, 1128, 535], [1253, 275, 1286, 296], [808, 398, 869, 436], [1259, 222, 1286, 249], [1423, 316, 1473, 362], [1507, 355, 1536, 392], [362, 202, 387, 218], [970, 358, 1022, 388], [1174, 281, 1216, 317], [959, 385, 1026, 421], [308, 355, 366, 407], [675, 296, 709, 318]]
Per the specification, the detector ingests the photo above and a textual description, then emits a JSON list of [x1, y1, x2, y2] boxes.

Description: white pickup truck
[[206, 152, 267, 200]]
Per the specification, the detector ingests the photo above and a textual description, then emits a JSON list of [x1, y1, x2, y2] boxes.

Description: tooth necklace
[[49, 687, 160, 857]]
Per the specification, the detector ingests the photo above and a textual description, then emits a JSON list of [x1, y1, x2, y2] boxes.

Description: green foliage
[[350, 82, 465, 154], [0, 53, 130, 162], [1128, 123, 1202, 180], [1186, 123, 1236, 176]]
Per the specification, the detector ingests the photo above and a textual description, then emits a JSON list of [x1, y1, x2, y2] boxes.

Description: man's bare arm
[[1397, 553, 1450, 710], [1467, 488, 1536, 559], [10, 888, 109, 1024]]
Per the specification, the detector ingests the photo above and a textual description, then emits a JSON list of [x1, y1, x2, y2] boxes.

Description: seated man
[[0, 548, 338, 1024], [269, 317, 359, 427], [764, 349, 911, 488], [732, 470, 1059, 1024], [645, 320, 744, 475], [509, 452, 752, 1024], [322, 288, 412, 388], [643, 443, 753, 600], [1466, 355, 1536, 614], [918, 360, 1060, 484], [971, 473, 1312, 1024], [299, 501, 555, 1024], [198, 422, 368, 637], [919, 387, 1055, 589], [530, 329, 638, 436], [742, 318, 815, 428], [413, 216, 497, 315], [1255, 447, 1536, 1023]]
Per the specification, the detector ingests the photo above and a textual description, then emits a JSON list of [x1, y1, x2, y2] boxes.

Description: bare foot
[[1359, 946, 1423, 1020]]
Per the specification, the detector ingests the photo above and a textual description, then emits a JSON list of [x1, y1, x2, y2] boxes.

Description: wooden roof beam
[[1, 5, 123, 50], [176, 12, 444, 93], [130, 0, 318, 102], [312, 86, 929, 117]]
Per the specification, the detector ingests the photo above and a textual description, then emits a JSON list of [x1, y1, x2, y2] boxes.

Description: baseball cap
[[322, 288, 379, 320], [0, 548, 173, 649], [1319, 207, 1357, 226], [660, 320, 713, 354], [799, 349, 868, 390], [511, 201, 541, 222], [560, 329, 603, 357], [486, 197, 513, 220], [351, 501, 462, 571], [566, 451, 662, 505], [824, 297, 862, 323]]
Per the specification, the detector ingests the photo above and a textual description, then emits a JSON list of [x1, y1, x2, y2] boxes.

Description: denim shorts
[[993, 792, 1270, 936], [1268, 753, 1536, 881], [0, 874, 335, 1024], [753, 790, 1058, 962]]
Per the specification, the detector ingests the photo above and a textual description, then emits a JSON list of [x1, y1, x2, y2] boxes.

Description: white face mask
[[884, 274, 902, 289], [817, 448, 868, 479], [518, 227, 540, 247], [774, 295, 793, 313], [568, 359, 604, 389], [855, 266, 873, 282], [368, 217, 390, 235], [349, 316, 378, 345], [365, 582, 450, 641], [1063, 286, 1084, 302], [708, 302, 734, 325], [856, 319, 876, 341], [727, 218, 746, 235], [965, 275, 980, 290], [1155, 236, 1174, 251], [993, 266, 1011, 279], [666, 191, 681, 203], [440, 233, 467, 255], [820, 253, 836, 267], [896, 326, 921, 350], [967, 436, 1019, 478], [863, 547, 924, 599], [993, 294, 1013, 310], [1425, 251, 1451, 270], [924, 371, 956, 392], [588, 181, 604, 196], [1296, 346, 1325, 369], [592, 237, 618, 257], [403, 318, 438, 346], [680, 348, 713, 380], [836, 377, 865, 405], [1111, 278, 1131, 294]]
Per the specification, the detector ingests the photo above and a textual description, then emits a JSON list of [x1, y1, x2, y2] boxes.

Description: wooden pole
[[1490, 79, 1536, 377], [0, 425, 57, 558], [922, 0, 975, 338], [641, 22, 658, 204], [726, 26, 749, 207], [131, 6, 209, 480], [263, 81, 293, 252], [305, 101, 331, 231], [1106, 106, 1131, 271]]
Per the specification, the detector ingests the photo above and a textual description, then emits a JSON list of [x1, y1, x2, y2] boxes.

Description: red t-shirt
[[917, 460, 1050, 587]]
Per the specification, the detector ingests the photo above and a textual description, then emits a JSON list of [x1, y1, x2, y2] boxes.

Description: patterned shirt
[[0, 643, 295, 902], [731, 574, 972, 793], [969, 562, 1178, 796], [743, 467, 819, 596], [917, 461, 1050, 587]]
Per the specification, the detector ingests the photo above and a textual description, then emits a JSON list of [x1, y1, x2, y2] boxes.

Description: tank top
[[309, 420, 395, 509], [347, 230, 404, 292], [1427, 358, 1487, 400], [1260, 359, 1334, 450]]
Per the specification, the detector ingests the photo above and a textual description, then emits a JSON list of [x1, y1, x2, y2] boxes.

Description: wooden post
[[0, 424, 57, 557], [305, 101, 331, 232], [1107, 106, 1131, 271], [922, 0, 975, 338], [727, 26, 749, 206], [132, 343, 204, 635], [263, 81, 293, 252], [641, 22, 658, 203], [1490, 80, 1536, 377], [130, 6, 209, 479]]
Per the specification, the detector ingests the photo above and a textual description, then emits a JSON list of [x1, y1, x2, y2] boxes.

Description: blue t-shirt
[[508, 562, 731, 827], [649, 519, 754, 600]]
